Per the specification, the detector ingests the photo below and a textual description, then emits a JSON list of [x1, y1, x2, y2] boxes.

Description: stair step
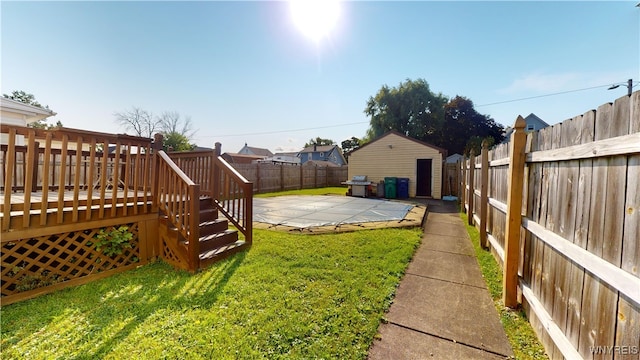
[[199, 229, 239, 253], [200, 219, 229, 236], [199, 208, 219, 222], [200, 197, 214, 210], [199, 241, 249, 268]]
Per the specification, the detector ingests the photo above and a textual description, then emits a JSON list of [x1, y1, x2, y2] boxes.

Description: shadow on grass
[[2, 251, 247, 359]]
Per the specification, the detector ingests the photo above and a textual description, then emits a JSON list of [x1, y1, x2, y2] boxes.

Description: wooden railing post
[[189, 184, 200, 272], [503, 116, 527, 308], [213, 142, 221, 199], [152, 133, 163, 209], [467, 149, 475, 225], [479, 140, 489, 249]]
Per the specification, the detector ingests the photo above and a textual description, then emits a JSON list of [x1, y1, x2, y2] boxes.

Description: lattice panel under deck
[[1, 223, 140, 297]]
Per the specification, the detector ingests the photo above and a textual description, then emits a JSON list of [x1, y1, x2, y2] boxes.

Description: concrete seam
[[403, 272, 488, 290], [386, 321, 512, 359]]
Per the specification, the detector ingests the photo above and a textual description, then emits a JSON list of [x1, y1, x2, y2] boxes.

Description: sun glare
[[289, 0, 341, 43]]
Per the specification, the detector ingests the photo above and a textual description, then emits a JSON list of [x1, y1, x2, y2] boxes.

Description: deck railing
[[156, 150, 200, 269], [168, 146, 253, 244], [0, 125, 154, 232]]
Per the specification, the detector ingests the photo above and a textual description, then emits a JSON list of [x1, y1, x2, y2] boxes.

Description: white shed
[[347, 131, 445, 199]]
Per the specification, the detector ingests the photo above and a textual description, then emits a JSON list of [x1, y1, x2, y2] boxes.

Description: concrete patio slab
[[384, 274, 513, 357], [421, 231, 476, 256], [368, 200, 514, 359], [405, 247, 487, 289], [368, 323, 510, 360]]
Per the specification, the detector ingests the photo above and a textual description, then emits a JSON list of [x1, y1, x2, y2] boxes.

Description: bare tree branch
[[113, 107, 160, 138]]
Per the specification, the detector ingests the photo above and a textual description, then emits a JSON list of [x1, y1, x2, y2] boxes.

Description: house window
[[526, 124, 535, 131], [320, 152, 324, 157]]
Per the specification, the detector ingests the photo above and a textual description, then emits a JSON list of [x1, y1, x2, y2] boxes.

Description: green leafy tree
[[341, 136, 361, 154], [364, 78, 447, 141], [163, 132, 196, 152], [363, 80, 504, 155], [433, 96, 504, 155], [304, 137, 335, 148], [3, 90, 62, 129]]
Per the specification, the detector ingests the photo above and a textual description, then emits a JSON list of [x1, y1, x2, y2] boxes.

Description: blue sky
[[2, 1, 638, 154]]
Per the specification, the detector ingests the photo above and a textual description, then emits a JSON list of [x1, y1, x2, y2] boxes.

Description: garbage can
[[384, 177, 397, 199], [377, 180, 385, 198], [397, 178, 409, 198]]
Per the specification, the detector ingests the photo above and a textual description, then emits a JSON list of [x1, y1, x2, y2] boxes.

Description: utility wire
[[201, 80, 635, 138], [476, 81, 635, 107]]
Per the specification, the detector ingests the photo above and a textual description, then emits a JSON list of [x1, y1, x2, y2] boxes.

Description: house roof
[[1, 97, 57, 123], [221, 152, 265, 164], [239, 143, 274, 157], [524, 113, 549, 127], [298, 145, 338, 153], [350, 130, 446, 155]]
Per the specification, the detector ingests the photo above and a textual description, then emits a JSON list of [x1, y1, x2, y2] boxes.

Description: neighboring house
[[445, 153, 463, 164], [503, 113, 549, 142], [221, 152, 265, 165], [348, 130, 445, 199], [297, 144, 347, 166], [258, 152, 300, 165], [1, 97, 56, 145], [237, 143, 274, 158]]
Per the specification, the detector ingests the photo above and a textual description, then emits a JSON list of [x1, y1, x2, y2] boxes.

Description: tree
[[113, 107, 160, 138], [433, 96, 504, 155], [304, 137, 335, 148], [363, 80, 504, 155], [163, 132, 196, 152], [364, 78, 448, 142], [341, 136, 361, 154], [159, 111, 195, 139], [3, 90, 62, 129], [158, 111, 196, 152]]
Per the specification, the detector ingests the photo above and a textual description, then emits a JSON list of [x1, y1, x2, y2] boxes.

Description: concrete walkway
[[368, 200, 514, 360]]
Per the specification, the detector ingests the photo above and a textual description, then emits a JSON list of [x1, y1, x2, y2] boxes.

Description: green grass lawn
[[1, 226, 422, 359]]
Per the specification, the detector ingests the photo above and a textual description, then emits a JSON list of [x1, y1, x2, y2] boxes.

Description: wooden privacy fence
[[232, 163, 348, 193], [460, 91, 640, 359]]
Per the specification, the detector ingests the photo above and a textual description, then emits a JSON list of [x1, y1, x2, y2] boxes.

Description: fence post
[[503, 116, 527, 308], [256, 162, 261, 193], [467, 150, 475, 225], [459, 159, 466, 209], [280, 163, 284, 191], [479, 140, 489, 249]]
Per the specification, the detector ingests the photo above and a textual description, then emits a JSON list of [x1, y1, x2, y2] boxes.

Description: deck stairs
[[159, 197, 248, 271]]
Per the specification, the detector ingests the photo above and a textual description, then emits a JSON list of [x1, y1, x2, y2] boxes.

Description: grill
[[343, 175, 372, 197]]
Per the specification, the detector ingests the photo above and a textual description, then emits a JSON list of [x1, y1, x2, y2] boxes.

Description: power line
[[201, 121, 369, 138], [476, 82, 631, 107], [200, 80, 636, 138]]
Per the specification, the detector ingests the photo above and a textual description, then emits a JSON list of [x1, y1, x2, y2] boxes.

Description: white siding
[[348, 133, 443, 199]]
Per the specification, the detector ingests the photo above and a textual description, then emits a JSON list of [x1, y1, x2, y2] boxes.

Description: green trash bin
[[384, 177, 397, 199]]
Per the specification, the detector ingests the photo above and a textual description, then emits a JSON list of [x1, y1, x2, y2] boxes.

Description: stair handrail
[[212, 155, 253, 244], [156, 150, 200, 270]]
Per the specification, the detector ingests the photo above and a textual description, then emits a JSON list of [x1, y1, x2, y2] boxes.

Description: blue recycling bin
[[397, 178, 409, 198]]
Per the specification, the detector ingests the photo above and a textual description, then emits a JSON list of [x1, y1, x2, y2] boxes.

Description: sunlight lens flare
[[290, 0, 341, 43]]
